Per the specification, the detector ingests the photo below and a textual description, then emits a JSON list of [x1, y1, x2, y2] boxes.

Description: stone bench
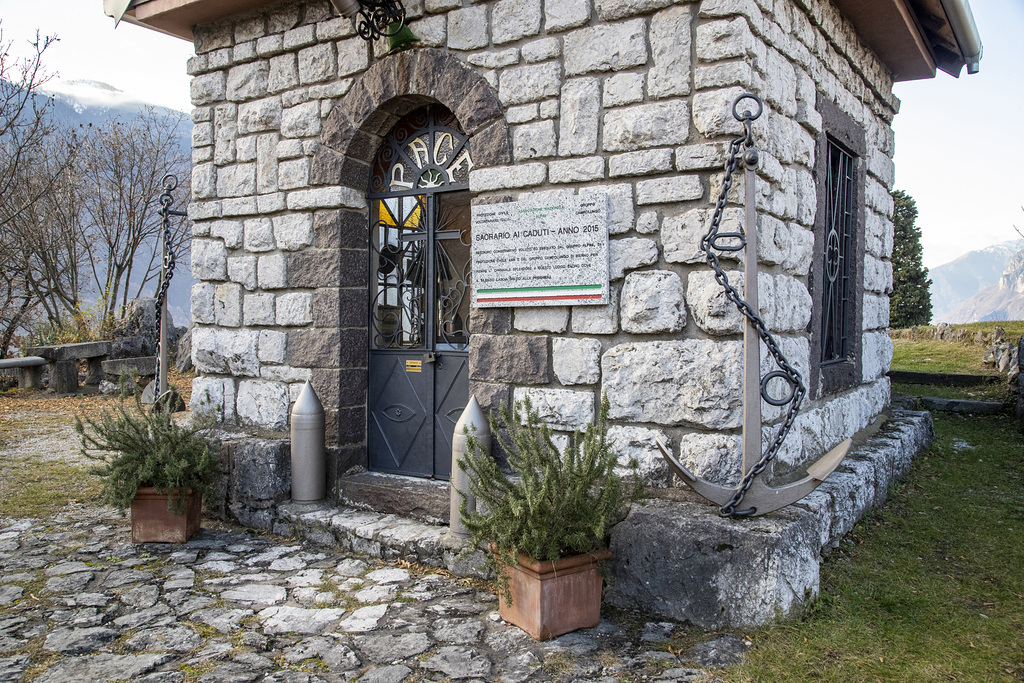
[[0, 356, 47, 389], [24, 341, 112, 394], [101, 356, 157, 381]]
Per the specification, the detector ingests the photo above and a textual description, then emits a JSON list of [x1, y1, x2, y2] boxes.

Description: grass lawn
[[891, 339, 1005, 376], [0, 455, 103, 518], [891, 381, 1015, 405], [713, 412, 1024, 682], [0, 368, 195, 519], [891, 321, 1022, 376]]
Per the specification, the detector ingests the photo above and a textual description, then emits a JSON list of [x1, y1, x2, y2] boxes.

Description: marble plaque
[[471, 195, 609, 307]]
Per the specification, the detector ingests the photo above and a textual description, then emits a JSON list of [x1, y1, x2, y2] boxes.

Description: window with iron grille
[[809, 94, 865, 398], [821, 139, 855, 365]]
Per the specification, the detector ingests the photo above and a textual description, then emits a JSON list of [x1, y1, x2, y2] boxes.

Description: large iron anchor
[[658, 93, 850, 517]]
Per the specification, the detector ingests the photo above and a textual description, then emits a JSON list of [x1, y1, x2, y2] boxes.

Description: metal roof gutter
[[939, 0, 983, 74], [103, 0, 132, 26]]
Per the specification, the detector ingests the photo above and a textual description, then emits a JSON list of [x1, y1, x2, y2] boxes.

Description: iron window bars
[[820, 139, 855, 365]]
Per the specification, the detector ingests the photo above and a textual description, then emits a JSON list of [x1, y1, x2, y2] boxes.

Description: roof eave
[[108, 0, 983, 82], [112, 0, 285, 42], [834, 0, 983, 82]]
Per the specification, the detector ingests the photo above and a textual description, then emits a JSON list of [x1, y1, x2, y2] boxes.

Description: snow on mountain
[[941, 247, 1024, 323], [929, 239, 1024, 323], [37, 77, 189, 126], [41, 79, 148, 112]]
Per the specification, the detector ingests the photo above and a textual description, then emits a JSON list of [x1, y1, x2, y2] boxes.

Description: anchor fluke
[[806, 438, 851, 481], [656, 437, 852, 517], [656, 438, 736, 508]]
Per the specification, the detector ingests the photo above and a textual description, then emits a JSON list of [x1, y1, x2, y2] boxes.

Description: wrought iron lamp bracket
[[330, 0, 407, 42]]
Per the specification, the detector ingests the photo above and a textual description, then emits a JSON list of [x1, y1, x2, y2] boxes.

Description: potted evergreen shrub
[[459, 395, 638, 640], [75, 391, 220, 543]]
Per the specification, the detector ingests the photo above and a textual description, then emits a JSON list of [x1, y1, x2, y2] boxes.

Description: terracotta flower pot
[[130, 487, 202, 543], [498, 548, 611, 640]]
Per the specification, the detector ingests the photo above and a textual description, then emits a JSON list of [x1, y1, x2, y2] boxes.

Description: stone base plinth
[[216, 411, 932, 629], [604, 410, 933, 628]]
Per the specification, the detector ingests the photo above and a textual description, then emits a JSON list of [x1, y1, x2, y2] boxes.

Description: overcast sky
[[1, 0, 1020, 269], [891, 1, 1024, 267]]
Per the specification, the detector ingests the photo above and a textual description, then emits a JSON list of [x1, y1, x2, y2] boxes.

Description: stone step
[[215, 435, 481, 575], [337, 471, 451, 525], [888, 369, 998, 386], [919, 396, 1005, 414], [274, 501, 484, 576], [222, 409, 935, 628], [892, 392, 1007, 414]]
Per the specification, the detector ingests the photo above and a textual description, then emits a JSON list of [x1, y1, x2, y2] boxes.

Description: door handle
[[423, 352, 436, 363]]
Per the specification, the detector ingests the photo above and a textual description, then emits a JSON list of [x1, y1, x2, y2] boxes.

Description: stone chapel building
[[110, 0, 981, 488], [110, 0, 980, 626]]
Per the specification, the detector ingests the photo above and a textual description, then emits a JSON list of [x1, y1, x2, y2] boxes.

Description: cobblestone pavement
[[0, 506, 745, 683]]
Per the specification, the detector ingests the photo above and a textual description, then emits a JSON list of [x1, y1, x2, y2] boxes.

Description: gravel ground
[[0, 395, 747, 682]]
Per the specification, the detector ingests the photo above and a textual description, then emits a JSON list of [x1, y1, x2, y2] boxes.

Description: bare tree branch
[[0, 24, 191, 356], [0, 23, 76, 231], [75, 108, 191, 322]]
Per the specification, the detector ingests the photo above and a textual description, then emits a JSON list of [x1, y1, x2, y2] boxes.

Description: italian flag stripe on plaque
[[476, 284, 604, 304]]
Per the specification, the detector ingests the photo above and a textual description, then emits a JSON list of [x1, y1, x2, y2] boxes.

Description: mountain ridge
[[941, 247, 1024, 323], [929, 238, 1024, 323], [33, 78, 195, 326]]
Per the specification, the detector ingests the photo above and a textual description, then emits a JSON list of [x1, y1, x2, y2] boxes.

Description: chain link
[[154, 174, 183, 387], [702, 94, 807, 517]]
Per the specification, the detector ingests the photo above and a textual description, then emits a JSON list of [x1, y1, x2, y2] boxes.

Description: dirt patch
[[0, 369, 196, 464]]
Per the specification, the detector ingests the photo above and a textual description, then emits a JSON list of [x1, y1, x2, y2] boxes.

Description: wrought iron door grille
[[369, 106, 472, 352], [372, 195, 428, 349], [433, 194, 471, 349], [369, 106, 472, 197], [821, 139, 854, 365]]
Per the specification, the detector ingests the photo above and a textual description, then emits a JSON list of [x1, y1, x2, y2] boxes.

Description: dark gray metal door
[[367, 106, 473, 480]]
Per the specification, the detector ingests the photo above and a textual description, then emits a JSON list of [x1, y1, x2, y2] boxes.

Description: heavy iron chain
[[154, 174, 185, 388], [702, 94, 807, 517]]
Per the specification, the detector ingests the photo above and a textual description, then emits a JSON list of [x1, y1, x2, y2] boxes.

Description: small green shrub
[[75, 393, 221, 515], [459, 395, 638, 602]]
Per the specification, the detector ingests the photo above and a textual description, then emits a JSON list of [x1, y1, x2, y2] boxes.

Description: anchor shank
[[741, 160, 760, 476], [665, 93, 847, 516]]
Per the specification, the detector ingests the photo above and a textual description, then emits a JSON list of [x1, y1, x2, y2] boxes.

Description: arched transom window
[[369, 106, 473, 196]]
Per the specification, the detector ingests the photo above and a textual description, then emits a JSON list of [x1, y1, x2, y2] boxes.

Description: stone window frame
[[808, 93, 867, 399]]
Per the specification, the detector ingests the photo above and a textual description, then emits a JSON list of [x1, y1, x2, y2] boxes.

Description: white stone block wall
[[187, 0, 896, 486], [188, 1, 372, 449]]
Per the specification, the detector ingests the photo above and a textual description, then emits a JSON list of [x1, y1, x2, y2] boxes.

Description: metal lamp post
[[146, 174, 186, 409]]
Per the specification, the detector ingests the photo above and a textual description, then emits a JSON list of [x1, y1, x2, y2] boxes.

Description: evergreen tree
[[889, 189, 932, 328]]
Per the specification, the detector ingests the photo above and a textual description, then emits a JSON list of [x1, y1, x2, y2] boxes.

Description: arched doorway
[[366, 105, 473, 480]]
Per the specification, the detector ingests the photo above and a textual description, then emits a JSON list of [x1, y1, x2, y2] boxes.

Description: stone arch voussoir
[[313, 48, 511, 191]]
